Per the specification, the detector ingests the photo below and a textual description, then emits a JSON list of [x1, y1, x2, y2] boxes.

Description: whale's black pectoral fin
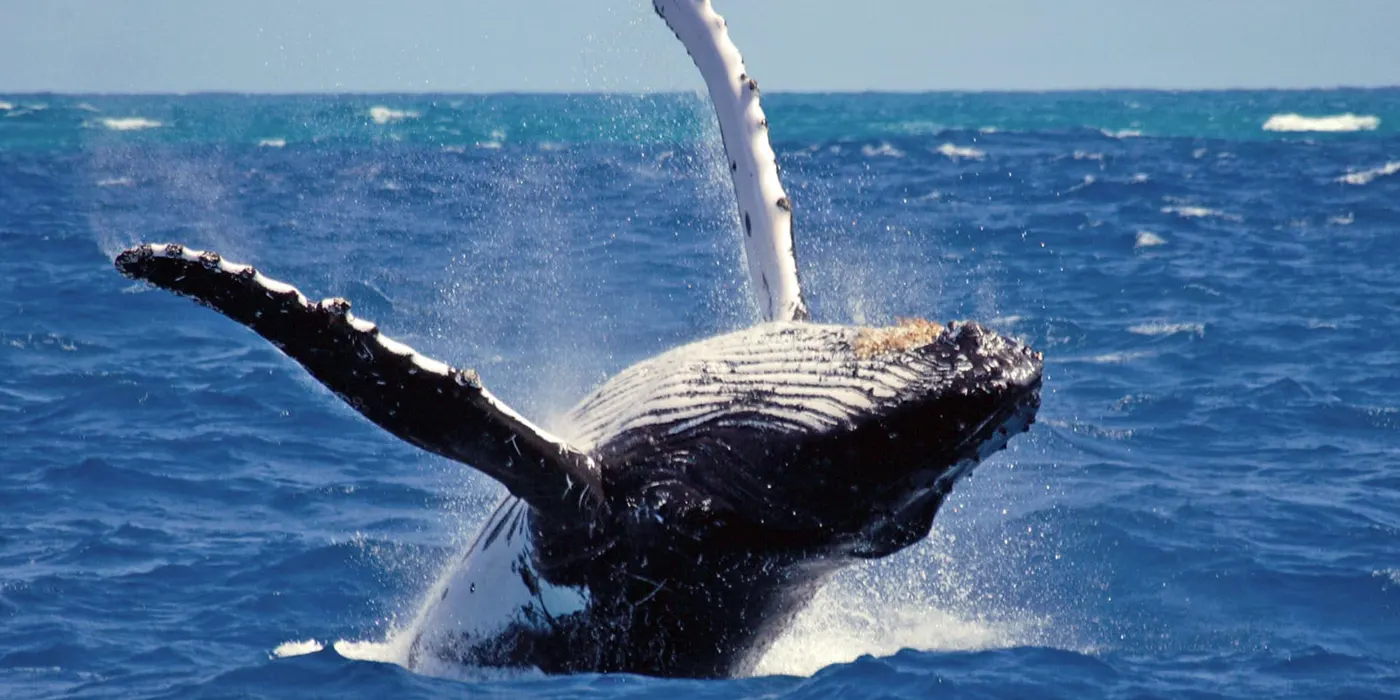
[[114, 243, 604, 516]]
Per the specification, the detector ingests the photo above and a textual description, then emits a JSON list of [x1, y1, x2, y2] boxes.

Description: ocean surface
[[2, 90, 1399, 698]]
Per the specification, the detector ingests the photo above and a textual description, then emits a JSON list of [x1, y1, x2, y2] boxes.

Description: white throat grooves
[[654, 0, 809, 323]]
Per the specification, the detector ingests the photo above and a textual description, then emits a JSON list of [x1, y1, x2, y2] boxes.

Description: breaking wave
[[369, 106, 419, 124], [1135, 231, 1166, 248], [100, 117, 163, 131], [936, 143, 985, 160], [1263, 113, 1380, 133], [861, 143, 905, 159], [1338, 161, 1400, 186], [1128, 322, 1205, 337], [1161, 204, 1242, 222]]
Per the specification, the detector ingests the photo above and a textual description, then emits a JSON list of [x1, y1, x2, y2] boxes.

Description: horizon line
[[3, 85, 1399, 98]]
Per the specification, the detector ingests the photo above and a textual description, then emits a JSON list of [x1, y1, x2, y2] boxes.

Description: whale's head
[[571, 319, 1042, 564], [825, 319, 1043, 558]]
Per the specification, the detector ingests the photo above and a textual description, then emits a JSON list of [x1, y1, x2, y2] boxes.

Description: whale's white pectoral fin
[[655, 0, 808, 323], [114, 243, 604, 516]]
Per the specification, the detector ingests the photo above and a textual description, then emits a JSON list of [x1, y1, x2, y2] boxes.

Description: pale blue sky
[[2, 0, 1398, 93]]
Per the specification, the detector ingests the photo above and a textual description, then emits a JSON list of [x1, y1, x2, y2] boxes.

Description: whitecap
[[1161, 205, 1242, 222], [1102, 128, 1142, 139], [257, 138, 286, 148], [1263, 113, 1379, 133], [977, 126, 999, 134], [1328, 212, 1354, 226], [369, 106, 419, 124], [1066, 175, 1096, 192], [75, 102, 100, 113], [441, 145, 466, 154], [936, 143, 985, 160], [1077, 351, 1157, 365], [1072, 150, 1105, 162], [271, 639, 324, 658], [1374, 569, 1400, 587], [332, 639, 400, 664], [100, 117, 163, 131], [333, 636, 545, 683], [1128, 322, 1204, 337], [861, 142, 904, 158], [96, 177, 134, 188], [475, 141, 503, 150], [0, 101, 12, 111], [753, 558, 1052, 677], [1135, 231, 1166, 248], [1131, 173, 1150, 183], [1338, 161, 1400, 186]]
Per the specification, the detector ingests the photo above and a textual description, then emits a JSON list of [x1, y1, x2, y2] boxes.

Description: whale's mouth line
[[951, 372, 1043, 464]]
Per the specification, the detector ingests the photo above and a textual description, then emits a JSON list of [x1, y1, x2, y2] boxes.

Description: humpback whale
[[113, 0, 1043, 679]]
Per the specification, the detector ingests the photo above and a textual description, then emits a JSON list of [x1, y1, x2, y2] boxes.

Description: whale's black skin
[[115, 244, 1042, 678]]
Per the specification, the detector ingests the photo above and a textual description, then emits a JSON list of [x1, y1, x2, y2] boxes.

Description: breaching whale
[[113, 0, 1043, 679]]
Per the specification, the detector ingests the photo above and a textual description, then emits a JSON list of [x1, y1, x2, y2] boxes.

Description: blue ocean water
[[2, 90, 1399, 699]]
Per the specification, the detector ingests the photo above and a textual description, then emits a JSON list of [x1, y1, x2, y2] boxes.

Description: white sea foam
[[1328, 212, 1354, 226], [1131, 173, 1150, 183], [1374, 569, 1400, 587], [1263, 113, 1379, 133], [1072, 150, 1105, 162], [100, 117, 163, 131], [332, 638, 405, 664], [96, 177, 134, 188], [271, 639, 324, 658], [1129, 321, 1204, 337], [369, 106, 419, 124], [1161, 205, 1242, 222], [257, 138, 286, 148], [1102, 128, 1142, 139], [1338, 161, 1400, 186], [755, 591, 1040, 677], [754, 548, 1051, 677], [75, 102, 100, 113], [861, 142, 905, 159], [0, 101, 12, 111], [1079, 350, 1157, 365], [1135, 231, 1166, 248], [1060, 175, 1097, 196], [936, 143, 985, 160]]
